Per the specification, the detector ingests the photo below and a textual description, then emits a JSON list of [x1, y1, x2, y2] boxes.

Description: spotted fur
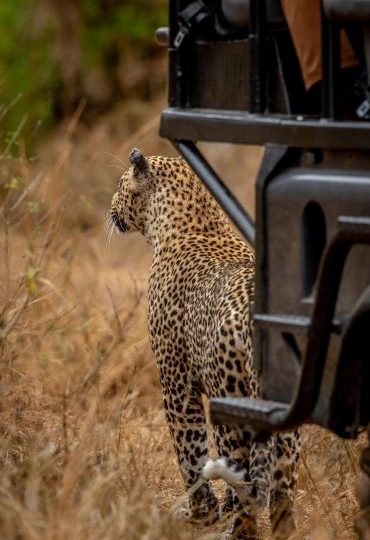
[[111, 149, 300, 539]]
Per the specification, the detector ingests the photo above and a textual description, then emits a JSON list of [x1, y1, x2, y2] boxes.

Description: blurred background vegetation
[[0, 0, 167, 149]]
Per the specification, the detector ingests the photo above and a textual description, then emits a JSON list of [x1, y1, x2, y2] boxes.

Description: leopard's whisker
[[104, 216, 112, 235], [107, 222, 115, 245], [104, 151, 125, 166], [107, 164, 124, 171], [104, 220, 115, 245]]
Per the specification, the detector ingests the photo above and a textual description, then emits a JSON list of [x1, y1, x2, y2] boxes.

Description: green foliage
[[82, 0, 167, 67], [0, 0, 167, 150], [0, 1, 58, 149]]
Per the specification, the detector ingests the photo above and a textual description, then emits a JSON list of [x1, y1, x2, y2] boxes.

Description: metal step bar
[[161, 109, 370, 149], [254, 313, 343, 334], [211, 216, 370, 432]]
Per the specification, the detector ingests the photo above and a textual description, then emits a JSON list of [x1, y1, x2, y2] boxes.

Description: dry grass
[[0, 97, 366, 539]]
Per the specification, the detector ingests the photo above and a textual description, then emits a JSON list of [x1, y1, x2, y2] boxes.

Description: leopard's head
[[111, 147, 230, 244], [110, 148, 157, 235]]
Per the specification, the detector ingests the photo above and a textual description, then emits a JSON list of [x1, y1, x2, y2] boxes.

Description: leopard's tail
[[203, 439, 275, 509], [203, 457, 255, 507], [203, 458, 249, 489]]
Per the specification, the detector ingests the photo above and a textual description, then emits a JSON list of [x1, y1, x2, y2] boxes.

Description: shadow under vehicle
[[157, 0, 370, 535]]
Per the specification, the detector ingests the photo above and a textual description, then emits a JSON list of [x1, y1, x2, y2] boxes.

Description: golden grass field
[[0, 96, 366, 539]]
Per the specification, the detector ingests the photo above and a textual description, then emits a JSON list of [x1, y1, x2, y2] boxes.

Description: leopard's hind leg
[[162, 384, 219, 524], [269, 430, 301, 539], [207, 425, 258, 540]]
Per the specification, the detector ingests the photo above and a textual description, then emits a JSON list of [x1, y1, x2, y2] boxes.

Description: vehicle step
[[254, 313, 342, 334], [210, 396, 288, 427]]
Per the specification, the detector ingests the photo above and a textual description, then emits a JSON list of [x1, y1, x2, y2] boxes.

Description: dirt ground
[[0, 95, 366, 539]]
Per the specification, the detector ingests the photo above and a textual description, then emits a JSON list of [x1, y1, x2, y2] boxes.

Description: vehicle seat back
[[221, 0, 285, 28], [324, 0, 370, 22]]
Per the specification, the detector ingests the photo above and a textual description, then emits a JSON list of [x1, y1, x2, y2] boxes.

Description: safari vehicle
[[157, 0, 370, 533]]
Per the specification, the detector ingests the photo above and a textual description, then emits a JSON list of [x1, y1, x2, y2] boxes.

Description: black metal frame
[[160, 0, 370, 437], [161, 0, 370, 145], [161, 110, 370, 149]]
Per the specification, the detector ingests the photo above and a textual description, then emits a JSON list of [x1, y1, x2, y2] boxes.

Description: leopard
[[110, 148, 300, 539]]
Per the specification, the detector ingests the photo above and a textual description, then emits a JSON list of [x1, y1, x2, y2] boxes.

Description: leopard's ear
[[129, 148, 149, 179]]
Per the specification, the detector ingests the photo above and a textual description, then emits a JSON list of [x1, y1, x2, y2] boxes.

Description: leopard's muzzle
[[111, 211, 130, 233]]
